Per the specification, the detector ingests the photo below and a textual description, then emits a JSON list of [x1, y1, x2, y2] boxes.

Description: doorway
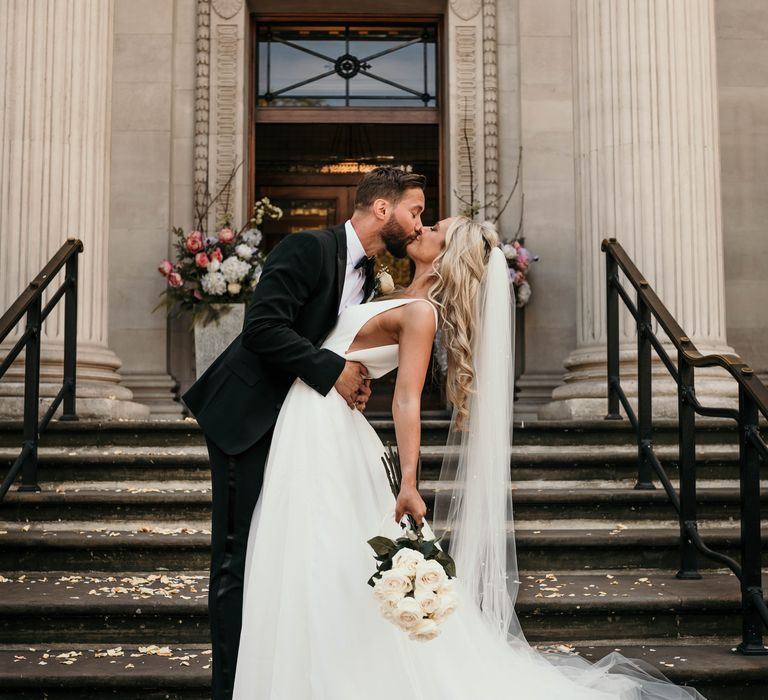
[[249, 17, 446, 411]]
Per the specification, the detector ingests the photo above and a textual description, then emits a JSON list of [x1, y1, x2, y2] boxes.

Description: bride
[[232, 217, 703, 699]]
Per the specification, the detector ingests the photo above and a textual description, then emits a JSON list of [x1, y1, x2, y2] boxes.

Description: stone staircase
[[1, 417, 766, 699]]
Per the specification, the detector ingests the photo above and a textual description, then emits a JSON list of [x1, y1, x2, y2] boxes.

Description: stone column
[[0, 0, 149, 420], [540, 0, 736, 420]]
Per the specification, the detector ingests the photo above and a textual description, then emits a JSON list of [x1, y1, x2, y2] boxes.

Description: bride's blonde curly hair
[[427, 217, 499, 430]]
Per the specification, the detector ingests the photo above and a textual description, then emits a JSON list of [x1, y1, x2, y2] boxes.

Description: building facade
[[0, 0, 766, 420]]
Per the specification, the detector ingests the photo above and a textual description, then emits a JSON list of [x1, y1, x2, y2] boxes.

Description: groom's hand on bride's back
[[335, 361, 370, 409]]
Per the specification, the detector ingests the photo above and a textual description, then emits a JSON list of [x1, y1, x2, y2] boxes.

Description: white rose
[[208, 258, 221, 272], [392, 596, 424, 631], [377, 270, 395, 295], [374, 569, 413, 597], [391, 549, 425, 576], [414, 588, 440, 615], [235, 244, 253, 260], [415, 560, 447, 592], [227, 282, 241, 295], [409, 617, 441, 642], [432, 589, 458, 623], [376, 590, 402, 619]]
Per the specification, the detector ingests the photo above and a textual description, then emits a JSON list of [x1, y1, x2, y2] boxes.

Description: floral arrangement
[[156, 197, 282, 326], [500, 239, 538, 309], [367, 445, 457, 642]]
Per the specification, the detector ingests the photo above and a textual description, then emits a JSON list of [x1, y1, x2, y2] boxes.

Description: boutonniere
[[374, 266, 395, 297]]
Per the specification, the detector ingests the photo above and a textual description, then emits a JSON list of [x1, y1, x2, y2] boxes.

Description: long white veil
[[432, 246, 522, 642], [432, 243, 704, 699]]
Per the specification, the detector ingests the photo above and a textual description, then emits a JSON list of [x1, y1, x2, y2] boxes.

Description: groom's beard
[[381, 213, 414, 259]]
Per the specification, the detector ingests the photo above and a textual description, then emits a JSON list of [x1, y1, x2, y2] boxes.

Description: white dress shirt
[[338, 219, 367, 315]]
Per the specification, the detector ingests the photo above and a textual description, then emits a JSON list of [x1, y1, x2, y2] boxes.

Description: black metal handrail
[[602, 237, 768, 656], [0, 238, 83, 500]]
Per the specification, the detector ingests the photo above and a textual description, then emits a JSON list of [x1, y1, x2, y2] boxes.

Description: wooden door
[[255, 185, 356, 252]]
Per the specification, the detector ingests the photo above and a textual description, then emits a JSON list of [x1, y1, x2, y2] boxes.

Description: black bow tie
[[354, 255, 375, 273]]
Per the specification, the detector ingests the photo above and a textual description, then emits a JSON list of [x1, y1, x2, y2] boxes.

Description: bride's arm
[[392, 302, 436, 524]]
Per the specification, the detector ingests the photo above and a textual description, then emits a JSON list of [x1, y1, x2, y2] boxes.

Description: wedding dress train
[[233, 297, 702, 700]]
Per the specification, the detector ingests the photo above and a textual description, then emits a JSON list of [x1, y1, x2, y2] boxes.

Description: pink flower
[[193, 289, 203, 300], [168, 272, 183, 288], [158, 259, 173, 276], [195, 252, 210, 268], [513, 270, 524, 286], [210, 247, 223, 262], [185, 231, 204, 253], [218, 227, 235, 244]]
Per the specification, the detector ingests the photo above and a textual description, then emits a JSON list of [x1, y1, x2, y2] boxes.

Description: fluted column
[[541, 0, 736, 420], [0, 0, 149, 419]]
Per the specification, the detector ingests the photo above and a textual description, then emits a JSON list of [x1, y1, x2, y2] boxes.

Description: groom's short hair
[[354, 167, 427, 210]]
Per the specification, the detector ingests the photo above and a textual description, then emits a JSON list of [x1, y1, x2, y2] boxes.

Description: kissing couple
[[183, 167, 703, 700]]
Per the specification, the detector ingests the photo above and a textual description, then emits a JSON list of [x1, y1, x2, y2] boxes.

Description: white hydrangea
[[201, 271, 226, 296], [516, 279, 532, 307], [221, 256, 251, 283], [235, 244, 254, 260], [241, 229, 263, 247], [501, 243, 517, 260]]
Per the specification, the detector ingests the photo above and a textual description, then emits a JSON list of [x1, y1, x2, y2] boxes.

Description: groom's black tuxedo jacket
[[182, 223, 375, 455]]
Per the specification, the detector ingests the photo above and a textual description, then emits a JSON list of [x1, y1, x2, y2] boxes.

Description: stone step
[[3, 480, 766, 523], [0, 570, 757, 645], [0, 639, 764, 700], [0, 417, 749, 449], [1, 443, 755, 485], [0, 523, 763, 571]]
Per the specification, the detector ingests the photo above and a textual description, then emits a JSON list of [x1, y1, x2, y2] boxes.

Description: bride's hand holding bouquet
[[395, 482, 427, 526]]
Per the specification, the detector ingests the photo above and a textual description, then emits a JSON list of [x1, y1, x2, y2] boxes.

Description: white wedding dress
[[233, 297, 702, 700]]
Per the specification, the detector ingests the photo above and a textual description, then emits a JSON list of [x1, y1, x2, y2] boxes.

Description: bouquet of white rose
[[367, 445, 458, 641]]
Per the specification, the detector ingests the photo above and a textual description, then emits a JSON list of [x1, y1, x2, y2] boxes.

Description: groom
[[182, 166, 426, 700]]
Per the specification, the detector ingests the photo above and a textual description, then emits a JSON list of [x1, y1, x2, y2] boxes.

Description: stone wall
[[715, 0, 768, 376], [514, 0, 576, 410], [109, 0, 181, 413], [98, 0, 768, 413]]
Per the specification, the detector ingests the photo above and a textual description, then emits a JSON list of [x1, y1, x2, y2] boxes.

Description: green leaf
[[367, 536, 397, 558], [420, 541, 438, 558], [435, 551, 457, 578]]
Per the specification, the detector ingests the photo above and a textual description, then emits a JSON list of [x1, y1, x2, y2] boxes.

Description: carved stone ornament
[[450, 0, 482, 21], [212, 0, 242, 19]]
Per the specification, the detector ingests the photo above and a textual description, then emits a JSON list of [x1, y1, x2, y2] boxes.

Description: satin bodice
[[321, 298, 438, 379]]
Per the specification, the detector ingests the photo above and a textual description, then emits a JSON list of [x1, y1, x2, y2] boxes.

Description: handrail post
[[18, 297, 42, 493], [736, 385, 767, 655], [605, 249, 622, 420], [60, 253, 79, 421], [635, 294, 654, 490], [676, 353, 701, 579]]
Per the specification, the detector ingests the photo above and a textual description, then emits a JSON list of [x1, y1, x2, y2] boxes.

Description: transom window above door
[[256, 22, 438, 108]]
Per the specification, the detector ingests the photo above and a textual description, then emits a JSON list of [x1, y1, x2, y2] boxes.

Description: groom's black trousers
[[205, 428, 274, 700]]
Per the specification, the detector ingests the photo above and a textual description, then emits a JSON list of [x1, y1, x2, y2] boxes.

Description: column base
[[120, 372, 184, 419], [0, 339, 150, 420], [514, 372, 563, 422], [538, 343, 741, 422], [0, 382, 150, 420]]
